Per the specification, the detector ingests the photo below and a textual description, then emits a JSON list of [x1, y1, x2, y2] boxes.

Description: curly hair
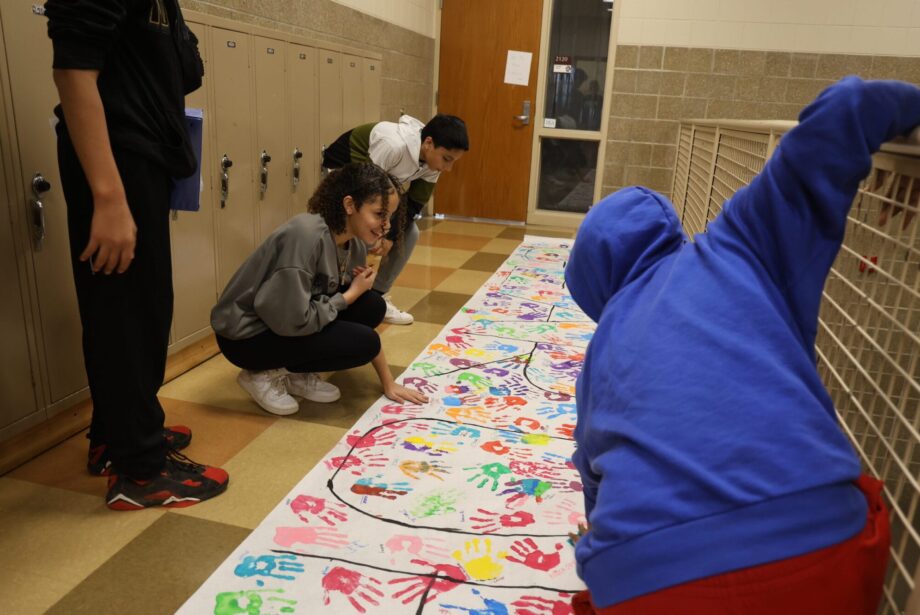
[[308, 162, 406, 246]]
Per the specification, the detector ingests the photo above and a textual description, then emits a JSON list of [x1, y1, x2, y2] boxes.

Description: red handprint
[[512, 593, 574, 615], [324, 449, 388, 476], [469, 508, 536, 533], [289, 494, 348, 526], [321, 566, 384, 613], [346, 428, 397, 449], [506, 538, 563, 572], [389, 559, 467, 604], [555, 423, 576, 438], [445, 335, 471, 349]]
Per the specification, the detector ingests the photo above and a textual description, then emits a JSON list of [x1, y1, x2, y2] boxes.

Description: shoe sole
[[237, 373, 300, 416], [107, 479, 229, 511], [383, 316, 414, 325], [291, 390, 342, 403]]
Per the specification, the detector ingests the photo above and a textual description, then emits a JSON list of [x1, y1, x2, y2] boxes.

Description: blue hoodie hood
[[566, 186, 684, 322]]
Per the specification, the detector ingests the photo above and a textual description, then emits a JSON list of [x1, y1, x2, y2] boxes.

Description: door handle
[[292, 147, 303, 190], [259, 150, 272, 197], [220, 154, 233, 208], [30, 172, 51, 251], [514, 100, 532, 125]]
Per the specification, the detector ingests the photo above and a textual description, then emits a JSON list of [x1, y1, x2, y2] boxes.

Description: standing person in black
[[46, 0, 229, 510]]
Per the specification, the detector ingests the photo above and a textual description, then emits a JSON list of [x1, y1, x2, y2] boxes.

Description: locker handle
[[260, 150, 272, 197], [30, 173, 50, 251], [292, 148, 303, 190], [220, 154, 233, 207]]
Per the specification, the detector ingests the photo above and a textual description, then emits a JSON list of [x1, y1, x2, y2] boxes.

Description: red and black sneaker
[[105, 450, 229, 511], [87, 425, 193, 476]]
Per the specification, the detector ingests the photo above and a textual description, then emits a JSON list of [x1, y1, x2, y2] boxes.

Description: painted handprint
[[352, 475, 412, 500], [389, 558, 467, 605], [441, 587, 510, 614], [452, 538, 507, 581], [409, 490, 461, 518], [509, 460, 561, 481], [511, 594, 574, 615], [213, 589, 296, 615], [446, 335, 471, 349], [465, 462, 513, 491], [536, 403, 577, 421], [345, 428, 396, 449], [506, 539, 563, 572], [289, 494, 348, 526], [234, 553, 304, 582], [469, 508, 536, 533], [384, 534, 450, 561], [321, 566, 384, 614], [403, 434, 458, 456], [544, 499, 587, 527], [501, 478, 553, 507], [324, 449, 388, 476], [273, 525, 349, 549], [399, 459, 448, 481]]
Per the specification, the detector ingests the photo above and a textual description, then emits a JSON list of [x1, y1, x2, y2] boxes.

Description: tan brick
[[685, 74, 736, 99], [612, 70, 638, 93], [603, 163, 627, 185], [604, 141, 631, 166], [785, 78, 833, 103], [607, 117, 632, 140], [636, 70, 663, 94], [737, 51, 768, 76], [789, 53, 819, 78], [685, 48, 715, 73], [628, 143, 653, 165], [765, 52, 791, 77], [611, 94, 659, 119], [816, 53, 873, 80], [660, 71, 687, 96], [657, 96, 707, 120], [630, 119, 680, 144], [651, 144, 677, 168], [638, 46, 665, 69], [615, 45, 639, 68], [736, 76, 788, 103], [713, 50, 742, 75]]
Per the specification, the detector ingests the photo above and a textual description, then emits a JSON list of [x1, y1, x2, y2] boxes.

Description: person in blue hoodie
[[564, 77, 920, 614]]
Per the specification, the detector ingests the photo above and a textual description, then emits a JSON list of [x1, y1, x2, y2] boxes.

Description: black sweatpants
[[58, 136, 171, 479], [216, 290, 386, 373]]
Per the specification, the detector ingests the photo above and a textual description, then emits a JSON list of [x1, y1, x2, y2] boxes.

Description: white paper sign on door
[[504, 50, 532, 86]]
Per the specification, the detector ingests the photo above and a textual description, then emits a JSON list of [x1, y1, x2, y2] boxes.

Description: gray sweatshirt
[[211, 213, 366, 340]]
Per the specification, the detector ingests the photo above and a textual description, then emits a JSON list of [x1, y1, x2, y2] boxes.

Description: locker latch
[[30, 172, 51, 251], [220, 154, 233, 208], [292, 148, 303, 189], [260, 150, 272, 197]]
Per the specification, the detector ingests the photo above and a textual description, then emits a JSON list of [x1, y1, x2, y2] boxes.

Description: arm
[[371, 350, 429, 405], [709, 78, 920, 334], [53, 69, 135, 274], [253, 269, 346, 336]]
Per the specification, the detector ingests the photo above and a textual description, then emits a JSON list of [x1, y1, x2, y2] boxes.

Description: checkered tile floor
[[0, 218, 577, 614]]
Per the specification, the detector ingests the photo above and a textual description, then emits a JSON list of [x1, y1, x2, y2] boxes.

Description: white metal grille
[[682, 126, 716, 236], [672, 120, 920, 615]]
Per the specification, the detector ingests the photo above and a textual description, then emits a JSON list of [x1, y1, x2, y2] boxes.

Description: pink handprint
[[389, 559, 467, 604], [324, 449, 388, 476], [544, 498, 587, 527], [469, 508, 536, 533], [445, 335, 470, 349], [273, 525, 349, 549], [510, 460, 560, 481], [384, 534, 450, 560], [346, 428, 397, 449], [506, 538, 563, 571], [321, 566, 384, 614], [289, 494, 348, 526], [512, 594, 574, 615]]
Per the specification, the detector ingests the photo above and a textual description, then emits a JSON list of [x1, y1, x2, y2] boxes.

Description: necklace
[[336, 242, 349, 282]]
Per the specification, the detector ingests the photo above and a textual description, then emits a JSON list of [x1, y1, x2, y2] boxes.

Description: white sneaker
[[286, 372, 341, 403], [383, 295, 414, 325], [237, 369, 300, 416]]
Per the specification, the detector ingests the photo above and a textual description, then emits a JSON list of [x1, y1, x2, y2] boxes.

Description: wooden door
[[210, 27, 255, 291], [169, 20, 218, 345], [436, 0, 543, 221], [1, 0, 86, 404], [253, 35, 290, 241], [288, 43, 319, 216]]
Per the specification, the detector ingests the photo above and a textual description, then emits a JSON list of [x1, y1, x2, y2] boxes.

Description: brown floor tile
[[407, 290, 471, 325], [460, 251, 510, 273], [408, 244, 476, 268], [435, 269, 494, 295], [480, 237, 523, 254], [416, 230, 493, 251], [432, 220, 506, 237], [498, 226, 527, 240], [392, 263, 456, 289], [378, 322, 446, 367], [46, 514, 249, 615], [287, 362, 392, 429]]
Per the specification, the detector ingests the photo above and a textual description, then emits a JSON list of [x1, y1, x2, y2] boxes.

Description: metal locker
[[169, 20, 218, 347], [210, 27, 256, 291], [363, 58, 381, 124], [288, 43, 319, 216], [253, 35, 290, 242], [317, 49, 343, 156], [342, 53, 364, 131]]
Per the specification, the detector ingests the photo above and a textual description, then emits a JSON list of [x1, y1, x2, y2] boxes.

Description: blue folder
[[170, 107, 204, 212]]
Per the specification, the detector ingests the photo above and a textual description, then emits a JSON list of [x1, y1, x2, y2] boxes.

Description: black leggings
[[217, 290, 386, 373]]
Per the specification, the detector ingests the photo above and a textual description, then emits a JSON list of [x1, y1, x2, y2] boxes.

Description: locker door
[[0, 27, 40, 430], [288, 44, 318, 216], [317, 50, 343, 154], [169, 20, 218, 345], [253, 36, 289, 241], [0, 0, 86, 404], [210, 28, 256, 291], [363, 58, 381, 123], [342, 53, 364, 131]]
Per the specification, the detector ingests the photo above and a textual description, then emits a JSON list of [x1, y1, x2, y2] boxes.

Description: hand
[[344, 266, 377, 304], [83, 194, 137, 274], [384, 382, 430, 404], [369, 238, 393, 257], [568, 522, 589, 545]]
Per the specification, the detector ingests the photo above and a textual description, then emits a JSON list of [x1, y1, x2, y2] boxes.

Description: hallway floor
[[0, 217, 577, 615]]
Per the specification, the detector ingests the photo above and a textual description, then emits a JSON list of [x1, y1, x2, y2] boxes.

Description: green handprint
[[214, 589, 296, 615]]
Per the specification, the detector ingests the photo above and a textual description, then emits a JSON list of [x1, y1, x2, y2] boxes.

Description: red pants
[[573, 475, 890, 615]]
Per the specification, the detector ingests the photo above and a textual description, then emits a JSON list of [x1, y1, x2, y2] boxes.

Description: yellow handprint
[[451, 538, 507, 581]]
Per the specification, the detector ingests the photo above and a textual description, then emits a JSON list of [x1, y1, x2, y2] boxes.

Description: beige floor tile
[[0, 478, 164, 613], [158, 354, 259, 414], [416, 230, 492, 251], [384, 286, 429, 312], [435, 269, 495, 295], [47, 514, 250, 614], [379, 321, 445, 366], [174, 418, 350, 529], [408, 244, 475, 268], [392, 263, 455, 289], [480, 237, 523, 254], [433, 220, 507, 237]]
